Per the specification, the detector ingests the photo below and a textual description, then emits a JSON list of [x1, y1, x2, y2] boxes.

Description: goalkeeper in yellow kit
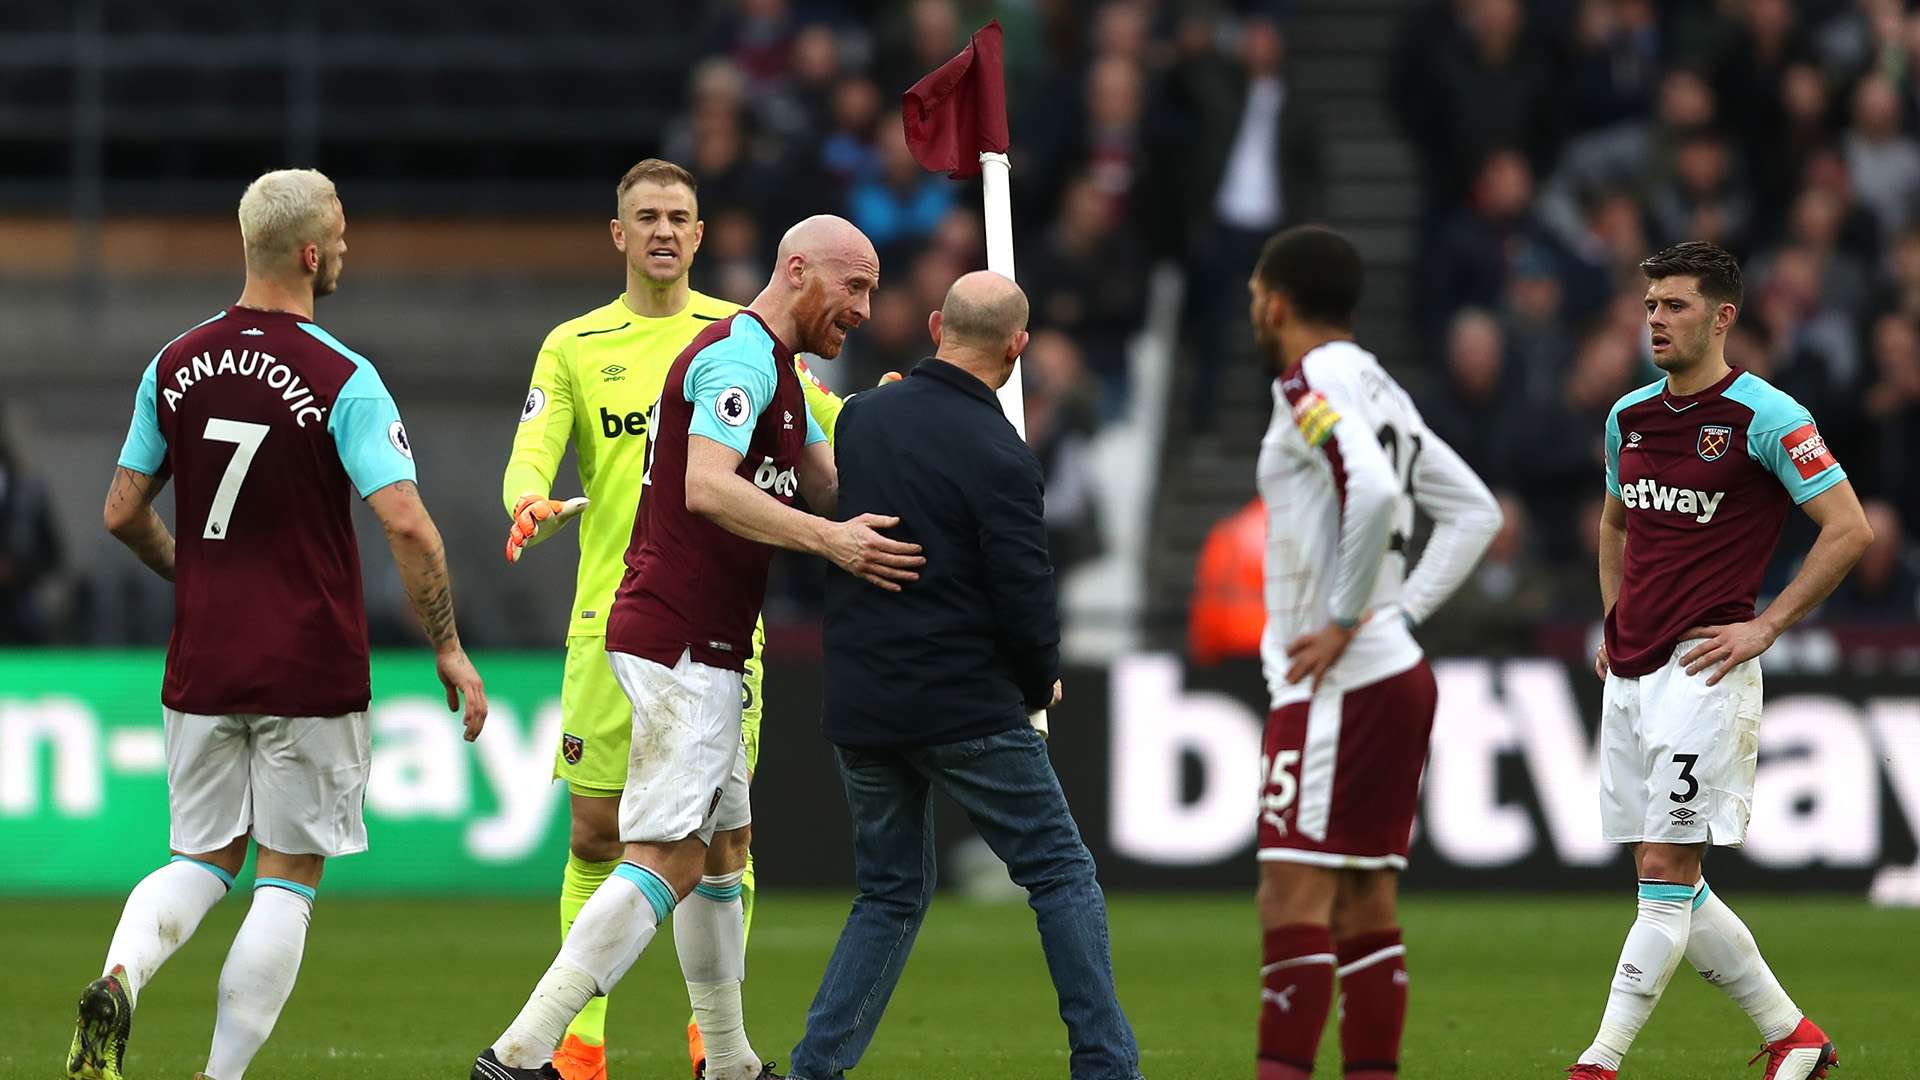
[[501, 159, 845, 1080]]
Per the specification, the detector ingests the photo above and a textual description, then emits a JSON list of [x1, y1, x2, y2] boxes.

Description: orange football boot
[[552, 1033, 608, 1080], [688, 1019, 706, 1078]]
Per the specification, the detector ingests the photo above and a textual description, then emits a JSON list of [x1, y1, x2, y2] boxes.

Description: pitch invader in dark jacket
[[790, 271, 1144, 1080]]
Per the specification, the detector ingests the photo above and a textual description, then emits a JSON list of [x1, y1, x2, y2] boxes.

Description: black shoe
[[66, 967, 132, 1079], [756, 1064, 787, 1079], [471, 1048, 561, 1080]]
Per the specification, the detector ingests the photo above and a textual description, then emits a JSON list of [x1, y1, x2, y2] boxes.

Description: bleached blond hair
[[237, 168, 339, 270]]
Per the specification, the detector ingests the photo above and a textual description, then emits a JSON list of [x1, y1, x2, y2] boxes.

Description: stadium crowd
[[20, 0, 1920, 647], [1392, 0, 1920, 642]]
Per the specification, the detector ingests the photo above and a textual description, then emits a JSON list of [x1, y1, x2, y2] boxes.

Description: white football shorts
[[1599, 638, 1763, 847], [607, 647, 751, 845], [164, 709, 372, 857]]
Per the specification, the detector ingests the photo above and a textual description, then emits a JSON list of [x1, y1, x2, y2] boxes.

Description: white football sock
[[677, 870, 758, 1079], [1685, 879, 1803, 1043], [492, 863, 675, 1069], [1578, 881, 1694, 1070], [104, 857, 231, 1006], [205, 881, 313, 1080]]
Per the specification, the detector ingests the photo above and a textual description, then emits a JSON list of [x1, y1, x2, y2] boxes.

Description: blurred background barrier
[[5, 651, 1915, 896]]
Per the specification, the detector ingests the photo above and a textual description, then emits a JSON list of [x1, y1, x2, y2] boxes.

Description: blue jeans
[[789, 725, 1143, 1080]]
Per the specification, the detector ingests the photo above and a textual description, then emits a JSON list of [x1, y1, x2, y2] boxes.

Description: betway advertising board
[[1, 652, 1916, 894]]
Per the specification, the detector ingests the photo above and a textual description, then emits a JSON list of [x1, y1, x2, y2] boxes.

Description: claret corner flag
[[901, 19, 1009, 180]]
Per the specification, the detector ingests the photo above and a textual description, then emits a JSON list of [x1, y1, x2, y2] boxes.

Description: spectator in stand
[[1501, 243, 1577, 405], [819, 76, 883, 190], [878, 0, 961, 107], [1024, 171, 1147, 415], [1756, 61, 1840, 223], [1391, 0, 1559, 212], [1861, 311, 1920, 532], [1646, 126, 1754, 258], [700, 207, 766, 306], [1715, 0, 1812, 168], [1561, 0, 1662, 137], [1508, 324, 1636, 561], [762, 23, 845, 143], [1821, 499, 1920, 618], [1021, 330, 1105, 575], [1845, 76, 1920, 243], [1424, 308, 1516, 486], [1167, 14, 1324, 432], [1554, 188, 1647, 327], [1751, 244, 1864, 409], [664, 58, 751, 167], [1422, 147, 1558, 343], [846, 110, 955, 255], [0, 426, 63, 643], [726, 0, 798, 90], [1815, 0, 1908, 89], [1871, 225, 1920, 323], [1798, 147, 1886, 267], [1536, 67, 1715, 255]]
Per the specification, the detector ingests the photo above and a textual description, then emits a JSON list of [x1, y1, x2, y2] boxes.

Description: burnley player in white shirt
[[1246, 226, 1501, 1080]]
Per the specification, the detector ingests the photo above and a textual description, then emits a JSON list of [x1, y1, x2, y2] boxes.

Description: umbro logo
[[1623, 431, 1642, 450], [1621, 963, 1643, 976], [1671, 807, 1698, 821], [601, 364, 627, 382], [241, 328, 264, 336], [783, 409, 794, 430]]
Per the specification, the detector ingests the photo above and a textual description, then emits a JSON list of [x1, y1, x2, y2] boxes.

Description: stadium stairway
[[1145, 0, 1423, 650]]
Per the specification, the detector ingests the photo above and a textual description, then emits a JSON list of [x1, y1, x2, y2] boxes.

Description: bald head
[[930, 271, 1030, 390], [939, 271, 1029, 348], [759, 214, 879, 358], [776, 214, 876, 274]]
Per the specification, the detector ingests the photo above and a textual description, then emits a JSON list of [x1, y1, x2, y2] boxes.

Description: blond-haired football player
[[501, 159, 845, 1080]]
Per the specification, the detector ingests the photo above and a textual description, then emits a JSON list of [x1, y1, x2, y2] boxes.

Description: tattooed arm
[[103, 466, 176, 582], [366, 480, 489, 740]]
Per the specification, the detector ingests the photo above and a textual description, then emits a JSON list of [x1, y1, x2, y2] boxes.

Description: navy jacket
[[822, 357, 1061, 748]]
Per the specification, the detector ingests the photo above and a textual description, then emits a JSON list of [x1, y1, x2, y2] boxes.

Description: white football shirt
[[1257, 340, 1501, 709]]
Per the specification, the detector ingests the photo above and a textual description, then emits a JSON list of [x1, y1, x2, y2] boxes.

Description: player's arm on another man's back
[[1398, 424, 1502, 626], [682, 344, 920, 590], [334, 363, 489, 738], [105, 356, 176, 580]]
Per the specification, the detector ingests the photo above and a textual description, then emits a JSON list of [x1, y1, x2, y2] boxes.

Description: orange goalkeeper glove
[[505, 494, 590, 564]]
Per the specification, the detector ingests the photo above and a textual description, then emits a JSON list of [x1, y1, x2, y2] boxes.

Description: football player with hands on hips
[[1248, 227, 1501, 1080], [1567, 242, 1870, 1080]]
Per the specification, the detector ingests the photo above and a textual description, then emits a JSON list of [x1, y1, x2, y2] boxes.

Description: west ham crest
[[561, 733, 585, 765], [1697, 424, 1732, 462]]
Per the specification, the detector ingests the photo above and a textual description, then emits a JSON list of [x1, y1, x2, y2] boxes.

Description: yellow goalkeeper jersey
[[504, 292, 847, 639]]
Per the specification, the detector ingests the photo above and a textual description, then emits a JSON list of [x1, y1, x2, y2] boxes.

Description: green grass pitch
[[4, 893, 1914, 1078]]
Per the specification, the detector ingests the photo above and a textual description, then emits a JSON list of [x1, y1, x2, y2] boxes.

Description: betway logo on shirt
[[751, 456, 797, 498], [1621, 478, 1726, 524]]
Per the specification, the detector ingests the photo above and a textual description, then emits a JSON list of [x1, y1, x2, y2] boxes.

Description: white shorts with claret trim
[[164, 709, 372, 857], [1599, 640, 1763, 847], [607, 648, 752, 845]]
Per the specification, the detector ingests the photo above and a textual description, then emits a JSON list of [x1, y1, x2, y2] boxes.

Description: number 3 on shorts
[[1670, 752, 1700, 804]]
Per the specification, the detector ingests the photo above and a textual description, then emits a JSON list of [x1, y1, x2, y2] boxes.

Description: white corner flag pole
[[981, 148, 1049, 737], [979, 151, 1026, 441]]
